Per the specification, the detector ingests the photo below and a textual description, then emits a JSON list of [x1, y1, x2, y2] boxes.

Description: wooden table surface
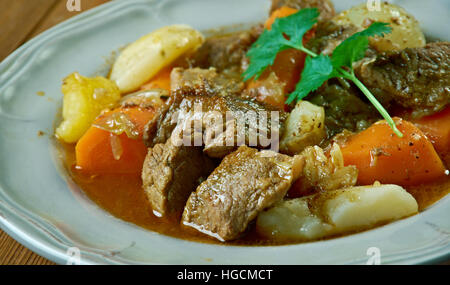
[[0, 0, 110, 265]]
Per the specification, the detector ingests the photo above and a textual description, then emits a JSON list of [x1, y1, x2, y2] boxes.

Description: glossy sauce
[[62, 143, 450, 245]]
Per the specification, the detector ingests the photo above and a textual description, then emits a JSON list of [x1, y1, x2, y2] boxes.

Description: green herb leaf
[[286, 54, 334, 104], [242, 8, 319, 81], [242, 28, 286, 81], [276, 8, 319, 46], [332, 22, 392, 69], [241, 8, 402, 137]]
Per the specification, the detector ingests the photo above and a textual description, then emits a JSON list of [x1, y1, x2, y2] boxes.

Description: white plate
[[0, 0, 449, 264]]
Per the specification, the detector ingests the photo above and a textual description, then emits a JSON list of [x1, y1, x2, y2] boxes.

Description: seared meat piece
[[357, 42, 450, 117], [170, 67, 244, 97], [307, 80, 380, 138], [142, 137, 216, 217], [270, 0, 335, 22], [145, 90, 287, 158], [182, 146, 304, 241], [190, 28, 261, 73], [306, 20, 359, 55]]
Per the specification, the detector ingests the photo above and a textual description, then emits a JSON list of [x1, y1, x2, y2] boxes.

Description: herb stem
[[298, 46, 318, 58], [282, 40, 318, 58], [298, 45, 403, 137], [340, 69, 403, 137]]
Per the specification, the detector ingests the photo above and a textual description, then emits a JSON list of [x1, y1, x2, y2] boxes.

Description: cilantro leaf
[[242, 8, 319, 81], [276, 8, 319, 46], [286, 54, 334, 104], [242, 28, 287, 81], [241, 9, 401, 137], [332, 22, 392, 69]]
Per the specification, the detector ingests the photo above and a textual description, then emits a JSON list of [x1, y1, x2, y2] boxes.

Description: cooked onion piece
[[93, 89, 168, 139], [291, 144, 358, 196], [333, 3, 425, 52], [119, 89, 167, 109], [257, 183, 418, 241], [110, 25, 204, 93], [55, 72, 120, 143]]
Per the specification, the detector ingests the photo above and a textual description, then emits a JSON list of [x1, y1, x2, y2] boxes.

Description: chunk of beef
[[357, 42, 450, 117], [190, 28, 261, 73], [181, 145, 304, 241], [270, 0, 335, 22], [306, 20, 359, 55], [307, 80, 380, 138], [142, 137, 216, 217], [170, 67, 244, 97], [145, 90, 287, 158]]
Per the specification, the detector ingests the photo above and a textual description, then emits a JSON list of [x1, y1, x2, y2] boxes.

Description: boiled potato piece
[[257, 198, 333, 240], [280, 101, 326, 155], [56, 73, 120, 143], [333, 3, 425, 52], [257, 183, 418, 241], [110, 25, 204, 93]]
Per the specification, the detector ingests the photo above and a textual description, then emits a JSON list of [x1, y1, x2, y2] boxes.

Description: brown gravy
[[62, 143, 450, 246]]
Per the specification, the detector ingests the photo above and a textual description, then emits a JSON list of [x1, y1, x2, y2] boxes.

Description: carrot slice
[[412, 107, 450, 154], [265, 6, 299, 30], [340, 118, 447, 186], [247, 7, 314, 110], [140, 65, 172, 91], [246, 48, 306, 110], [75, 107, 155, 174]]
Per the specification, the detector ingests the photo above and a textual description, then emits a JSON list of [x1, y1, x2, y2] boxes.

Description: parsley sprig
[[243, 8, 403, 137]]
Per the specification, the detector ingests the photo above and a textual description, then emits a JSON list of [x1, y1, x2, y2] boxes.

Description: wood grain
[[0, 0, 110, 265], [27, 0, 111, 40], [0, 0, 58, 60]]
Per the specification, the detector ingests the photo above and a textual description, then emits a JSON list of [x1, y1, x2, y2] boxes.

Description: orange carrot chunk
[[140, 65, 172, 91], [246, 48, 307, 110], [265, 6, 299, 30], [248, 7, 314, 110], [340, 118, 447, 186], [412, 107, 450, 154], [75, 107, 155, 174]]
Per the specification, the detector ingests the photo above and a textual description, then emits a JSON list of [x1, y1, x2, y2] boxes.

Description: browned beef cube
[[170, 67, 244, 97], [181, 146, 304, 241], [142, 138, 216, 217], [306, 20, 359, 55], [144, 90, 287, 158], [357, 42, 450, 117], [190, 29, 260, 73]]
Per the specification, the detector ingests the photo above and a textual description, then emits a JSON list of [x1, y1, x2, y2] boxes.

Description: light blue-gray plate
[[0, 0, 448, 265]]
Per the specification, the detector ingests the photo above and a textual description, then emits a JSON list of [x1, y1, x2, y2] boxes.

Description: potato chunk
[[257, 183, 418, 241], [280, 101, 326, 155], [333, 3, 425, 52], [55, 73, 120, 143], [110, 25, 204, 93]]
